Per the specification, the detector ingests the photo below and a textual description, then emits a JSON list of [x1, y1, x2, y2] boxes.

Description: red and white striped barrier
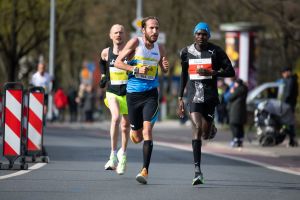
[[0, 82, 28, 169], [0, 93, 3, 132], [21, 87, 49, 163], [3, 88, 22, 156], [27, 91, 44, 151]]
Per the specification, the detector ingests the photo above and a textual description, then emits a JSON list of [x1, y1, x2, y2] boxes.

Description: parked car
[[246, 82, 284, 112]]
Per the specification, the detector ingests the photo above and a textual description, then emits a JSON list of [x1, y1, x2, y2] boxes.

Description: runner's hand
[[177, 99, 185, 118], [139, 65, 149, 74], [99, 76, 107, 88], [197, 68, 216, 76], [161, 57, 169, 73]]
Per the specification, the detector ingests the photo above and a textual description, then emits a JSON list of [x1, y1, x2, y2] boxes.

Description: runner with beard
[[177, 22, 235, 185], [115, 16, 169, 184]]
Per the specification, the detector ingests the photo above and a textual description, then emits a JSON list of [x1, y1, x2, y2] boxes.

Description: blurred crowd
[[30, 60, 106, 124]]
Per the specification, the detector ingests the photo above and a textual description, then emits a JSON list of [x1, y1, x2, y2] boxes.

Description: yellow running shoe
[[130, 131, 143, 144], [136, 168, 148, 184]]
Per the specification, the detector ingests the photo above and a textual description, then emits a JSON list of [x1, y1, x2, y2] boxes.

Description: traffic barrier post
[[0, 82, 28, 170], [21, 87, 49, 163], [0, 92, 3, 135]]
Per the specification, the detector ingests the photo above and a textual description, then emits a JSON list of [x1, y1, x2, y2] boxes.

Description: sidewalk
[[155, 120, 300, 176], [48, 120, 300, 176]]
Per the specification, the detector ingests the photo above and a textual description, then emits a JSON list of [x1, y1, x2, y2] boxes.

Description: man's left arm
[[215, 48, 235, 77], [197, 47, 235, 77], [159, 45, 169, 73]]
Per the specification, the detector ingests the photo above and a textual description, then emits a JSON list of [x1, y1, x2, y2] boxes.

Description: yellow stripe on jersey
[[109, 67, 128, 85]]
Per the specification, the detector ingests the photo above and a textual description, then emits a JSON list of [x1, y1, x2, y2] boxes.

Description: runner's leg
[[142, 121, 153, 170], [107, 96, 120, 152], [190, 112, 204, 185], [120, 115, 130, 151]]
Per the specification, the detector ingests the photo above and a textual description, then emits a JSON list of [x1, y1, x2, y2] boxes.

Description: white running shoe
[[116, 149, 127, 175], [136, 168, 148, 184], [104, 154, 118, 170]]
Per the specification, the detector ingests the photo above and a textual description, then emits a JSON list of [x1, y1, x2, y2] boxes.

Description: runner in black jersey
[[99, 24, 129, 175], [177, 22, 235, 185]]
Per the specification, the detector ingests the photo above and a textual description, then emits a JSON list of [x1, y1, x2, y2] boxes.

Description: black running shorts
[[126, 88, 159, 130], [189, 102, 215, 122]]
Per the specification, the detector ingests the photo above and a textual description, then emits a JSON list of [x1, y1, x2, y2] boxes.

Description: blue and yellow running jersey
[[127, 37, 160, 93]]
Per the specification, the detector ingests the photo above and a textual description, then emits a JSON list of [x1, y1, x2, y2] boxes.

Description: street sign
[[132, 18, 143, 31]]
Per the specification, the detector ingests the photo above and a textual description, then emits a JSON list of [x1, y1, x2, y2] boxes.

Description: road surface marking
[[0, 163, 47, 180], [155, 141, 300, 176]]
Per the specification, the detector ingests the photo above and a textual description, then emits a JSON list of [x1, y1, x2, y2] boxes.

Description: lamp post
[[47, 0, 55, 120]]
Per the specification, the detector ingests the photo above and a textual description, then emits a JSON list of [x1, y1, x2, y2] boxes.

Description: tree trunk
[[9, 0, 18, 81]]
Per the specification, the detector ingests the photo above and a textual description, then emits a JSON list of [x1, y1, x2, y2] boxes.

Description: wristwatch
[[132, 66, 139, 75]]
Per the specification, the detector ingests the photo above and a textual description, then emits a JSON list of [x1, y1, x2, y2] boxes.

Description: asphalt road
[[0, 126, 300, 200]]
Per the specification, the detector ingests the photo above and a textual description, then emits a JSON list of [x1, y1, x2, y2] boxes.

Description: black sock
[[143, 140, 153, 171], [192, 139, 202, 175]]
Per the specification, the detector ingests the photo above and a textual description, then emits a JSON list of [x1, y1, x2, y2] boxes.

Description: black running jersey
[[179, 42, 234, 106], [107, 47, 127, 96]]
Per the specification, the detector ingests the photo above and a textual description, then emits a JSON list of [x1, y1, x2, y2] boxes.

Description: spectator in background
[[31, 62, 53, 115], [76, 84, 86, 122], [228, 79, 248, 148], [76, 61, 93, 122], [80, 61, 93, 86], [216, 79, 229, 125], [82, 85, 95, 122], [281, 67, 298, 147], [54, 87, 68, 122], [67, 87, 78, 122]]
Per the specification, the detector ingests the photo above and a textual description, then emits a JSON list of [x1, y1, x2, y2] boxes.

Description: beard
[[115, 39, 123, 45], [145, 32, 158, 43]]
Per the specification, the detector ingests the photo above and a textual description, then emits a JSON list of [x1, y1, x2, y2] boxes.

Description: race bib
[[135, 60, 158, 80], [188, 58, 212, 80], [109, 67, 128, 85]]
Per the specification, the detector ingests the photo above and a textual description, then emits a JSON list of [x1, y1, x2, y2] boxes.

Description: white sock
[[111, 150, 117, 156], [118, 148, 127, 156]]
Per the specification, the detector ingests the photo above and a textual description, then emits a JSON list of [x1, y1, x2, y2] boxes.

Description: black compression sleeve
[[178, 48, 189, 98], [99, 58, 108, 88], [99, 58, 107, 76], [179, 63, 188, 97], [215, 49, 235, 77]]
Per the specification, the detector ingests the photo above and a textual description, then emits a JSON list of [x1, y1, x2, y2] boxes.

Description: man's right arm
[[99, 48, 109, 88], [99, 48, 109, 75], [177, 48, 188, 119], [114, 38, 139, 73], [178, 48, 189, 98]]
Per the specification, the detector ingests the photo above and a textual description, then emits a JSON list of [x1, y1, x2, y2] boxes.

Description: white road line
[[1, 141, 298, 181], [155, 141, 300, 176], [0, 163, 47, 180]]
